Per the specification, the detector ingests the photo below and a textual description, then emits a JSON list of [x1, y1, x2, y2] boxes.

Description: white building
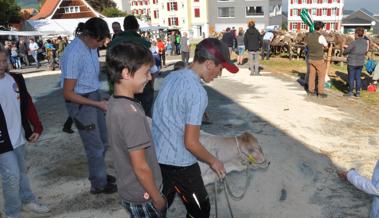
[[150, 0, 209, 38], [113, 0, 131, 13], [130, 0, 151, 20], [288, 0, 344, 32]]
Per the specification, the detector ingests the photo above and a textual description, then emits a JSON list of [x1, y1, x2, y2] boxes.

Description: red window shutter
[[337, 9, 339, 16], [168, 18, 171, 26], [326, 23, 330, 30], [335, 22, 339, 30], [194, 8, 200, 17], [167, 3, 170, 11], [290, 9, 293, 16], [308, 9, 311, 14], [327, 8, 331, 16], [289, 23, 292, 30], [298, 9, 301, 15], [175, 17, 179, 25], [297, 23, 301, 31], [174, 2, 178, 11], [291, 0, 293, 4], [328, 0, 332, 3], [337, 0, 340, 2], [299, 0, 302, 4]]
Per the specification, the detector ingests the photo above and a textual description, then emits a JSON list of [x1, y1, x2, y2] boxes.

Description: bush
[[102, 7, 127, 17]]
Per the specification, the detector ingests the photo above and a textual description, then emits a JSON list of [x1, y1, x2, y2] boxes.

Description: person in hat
[[151, 38, 238, 218]]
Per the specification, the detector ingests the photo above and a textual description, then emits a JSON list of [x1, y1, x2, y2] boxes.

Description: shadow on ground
[[19, 70, 370, 218]]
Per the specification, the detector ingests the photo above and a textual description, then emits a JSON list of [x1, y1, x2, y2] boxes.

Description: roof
[[342, 17, 373, 25], [31, 0, 61, 20], [342, 9, 379, 26]]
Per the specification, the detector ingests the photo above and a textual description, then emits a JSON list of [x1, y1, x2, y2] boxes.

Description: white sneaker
[[23, 202, 50, 213]]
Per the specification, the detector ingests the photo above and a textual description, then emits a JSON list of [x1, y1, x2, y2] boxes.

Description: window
[[332, 8, 336, 15], [312, 0, 317, 3], [167, 2, 178, 11], [168, 17, 179, 26], [64, 6, 80, 13], [194, 8, 200, 17], [154, 10, 159, 18], [292, 9, 298, 16], [301, 22, 307, 30], [246, 6, 264, 16], [322, 8, 327, 15], [218, 7, 234, 17], [312, 8, 317, 15], [323, 0, 327, 3]]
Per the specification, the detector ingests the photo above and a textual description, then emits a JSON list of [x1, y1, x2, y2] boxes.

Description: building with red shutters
[[130, 0, 151, 20], [288, 0, 344, 32]]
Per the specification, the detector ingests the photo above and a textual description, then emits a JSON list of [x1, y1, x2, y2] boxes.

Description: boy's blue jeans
[[0, 145, 36, 217], [347, 65, 363, 94]]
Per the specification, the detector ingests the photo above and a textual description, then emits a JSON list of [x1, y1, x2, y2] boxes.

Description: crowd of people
[[1, 36, 69, 71], [1, 14, 378, 218]]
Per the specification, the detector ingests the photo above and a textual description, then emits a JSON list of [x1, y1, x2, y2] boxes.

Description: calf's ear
[[240, 132, 250, 143]]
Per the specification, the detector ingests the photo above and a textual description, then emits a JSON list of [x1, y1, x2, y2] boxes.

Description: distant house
[[288, 0, 344, 33], [30, 0, 103, 20], [341, 9, 379, 34]]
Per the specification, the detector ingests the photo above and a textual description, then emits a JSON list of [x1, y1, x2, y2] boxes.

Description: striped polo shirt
[[60, 37, 100, 94], [152, 68, 208, 166]]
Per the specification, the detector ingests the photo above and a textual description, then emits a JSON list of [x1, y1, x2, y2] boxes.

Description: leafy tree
[[0, 0, 21, 27], [87, 0, 116, 12], [102, 7, 127, 17]]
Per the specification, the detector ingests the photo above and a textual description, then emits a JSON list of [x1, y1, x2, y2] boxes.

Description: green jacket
[[108, 30, 151, 49]]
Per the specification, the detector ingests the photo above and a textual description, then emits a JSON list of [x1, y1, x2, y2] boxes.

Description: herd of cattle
[[211, 30, 379, 61]]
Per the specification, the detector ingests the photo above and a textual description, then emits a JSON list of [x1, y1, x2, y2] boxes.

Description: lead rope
[[214, 137, 253, 218]]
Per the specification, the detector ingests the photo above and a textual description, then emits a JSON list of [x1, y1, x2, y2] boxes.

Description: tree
[[0, 0, 21, 27], [102, 7, 127, 17], [87, 0, 116, 12]]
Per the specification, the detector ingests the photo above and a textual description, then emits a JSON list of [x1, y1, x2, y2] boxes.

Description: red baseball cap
[[199, 38, 239, 74]]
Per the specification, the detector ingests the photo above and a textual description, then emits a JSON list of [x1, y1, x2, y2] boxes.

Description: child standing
[[106, 42, 166, 218]]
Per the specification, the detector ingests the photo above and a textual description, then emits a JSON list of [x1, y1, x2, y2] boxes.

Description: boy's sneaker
[[355, 93, 360, 97], [319, 93, 328, 98], [23, 202, 50, 213], [90, 182, 117, 195]]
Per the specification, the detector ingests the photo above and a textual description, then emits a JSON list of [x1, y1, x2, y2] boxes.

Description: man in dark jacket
[[222, 27, 234, 54], [0, 49, 49, 218], [108, 15, 156, 117], [244, 20, 262, 75]]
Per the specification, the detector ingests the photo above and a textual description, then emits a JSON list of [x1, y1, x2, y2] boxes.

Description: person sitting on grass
[[338, 161, 379, 218]]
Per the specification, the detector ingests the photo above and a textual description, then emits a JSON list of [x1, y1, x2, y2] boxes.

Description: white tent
[[0, 30, 44, 36], [25, 17, 150, 36]]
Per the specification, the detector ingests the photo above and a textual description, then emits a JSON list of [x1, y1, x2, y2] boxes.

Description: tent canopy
[[25, 17, 150, 36]]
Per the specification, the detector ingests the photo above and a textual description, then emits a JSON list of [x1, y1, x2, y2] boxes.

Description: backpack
[[365, 59, 377, 75]]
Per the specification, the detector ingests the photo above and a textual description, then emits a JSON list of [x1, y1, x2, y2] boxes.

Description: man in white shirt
[[261, 30, 274, 60], [28, 39, 40, 68]]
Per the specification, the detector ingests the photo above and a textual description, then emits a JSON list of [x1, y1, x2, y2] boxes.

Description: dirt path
[[3, 67, 378, 218]]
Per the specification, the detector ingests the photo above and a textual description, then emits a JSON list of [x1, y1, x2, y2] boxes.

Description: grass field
[[260, 57, 379, 106]]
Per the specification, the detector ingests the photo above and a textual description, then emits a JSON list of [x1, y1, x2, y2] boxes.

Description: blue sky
[[283, 0, 379, 13]]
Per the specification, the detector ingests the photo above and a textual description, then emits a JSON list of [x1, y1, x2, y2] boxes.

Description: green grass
[[260, 57, 379, 106]]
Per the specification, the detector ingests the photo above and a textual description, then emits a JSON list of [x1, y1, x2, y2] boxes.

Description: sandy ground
[[2, 64, 378, 218]]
